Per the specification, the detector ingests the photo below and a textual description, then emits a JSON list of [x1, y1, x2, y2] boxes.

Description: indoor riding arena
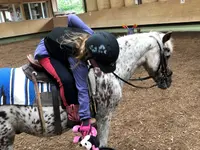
[[0, 0, 200, 150]]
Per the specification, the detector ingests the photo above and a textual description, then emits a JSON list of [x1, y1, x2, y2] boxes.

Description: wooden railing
[[0, 0, 200, 38]]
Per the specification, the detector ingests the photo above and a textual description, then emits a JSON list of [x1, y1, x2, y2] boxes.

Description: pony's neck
[[115, 33, 154, 86]]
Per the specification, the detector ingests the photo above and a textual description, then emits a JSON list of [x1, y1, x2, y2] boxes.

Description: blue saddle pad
[[0, 67, 51, 106]]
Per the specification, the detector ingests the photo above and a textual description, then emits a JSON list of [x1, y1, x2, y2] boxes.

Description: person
[[34, 14, 119, 136]]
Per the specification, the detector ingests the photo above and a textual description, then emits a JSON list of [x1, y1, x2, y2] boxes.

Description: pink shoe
[[72, 125, 80, 133], [73, 124, 97, 136], [90, 127, 97, 137], [73, 136, 81, 144], [92, 145, 99, 150]]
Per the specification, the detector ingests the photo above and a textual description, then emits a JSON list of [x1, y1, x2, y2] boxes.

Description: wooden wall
[[53, 0, 200, 28], [0, 0, 50, 4], [0, 0, 54, 38], [0, 18, 53, 38], [1, 0, 200, 39], [78, 0, 200, 28]]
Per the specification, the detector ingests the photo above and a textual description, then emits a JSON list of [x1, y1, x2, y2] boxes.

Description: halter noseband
[[150, 36, 172, 80]]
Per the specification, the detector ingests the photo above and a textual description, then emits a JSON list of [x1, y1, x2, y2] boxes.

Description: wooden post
[[83, 0, 87, 12], [2, 11, 6, 22], [20, 1, 26, 20], [0, 12, 3, 23], [12, 4, 17, 21], [28, 3, 33, 19], [45, 2, 49, 17], [47, 0, 53, 17], [40, 2, 45, 18], [51, 0, 58, 13], [137, 0, 142, 5]]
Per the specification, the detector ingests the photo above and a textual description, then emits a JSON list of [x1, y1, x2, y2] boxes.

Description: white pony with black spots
[[0, 31, 173, 150]]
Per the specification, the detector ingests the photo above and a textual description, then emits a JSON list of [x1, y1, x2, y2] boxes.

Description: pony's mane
[[117, 31, 174, 54]]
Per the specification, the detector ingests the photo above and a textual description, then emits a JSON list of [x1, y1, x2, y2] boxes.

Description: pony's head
[[140, 32, 173, 89]]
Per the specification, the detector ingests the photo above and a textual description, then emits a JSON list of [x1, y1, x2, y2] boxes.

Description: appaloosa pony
[[0, 31, 173, 150]]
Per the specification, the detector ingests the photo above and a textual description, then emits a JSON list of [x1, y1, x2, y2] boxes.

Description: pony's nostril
[[169, 71, 173, 76]]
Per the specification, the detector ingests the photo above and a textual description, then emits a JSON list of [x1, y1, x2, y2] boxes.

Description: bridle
[[112, 35, 172, 89], [150, 36, 173, 83]]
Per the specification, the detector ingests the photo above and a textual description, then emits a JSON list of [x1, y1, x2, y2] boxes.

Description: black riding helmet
[[85, 31, 119, 73]]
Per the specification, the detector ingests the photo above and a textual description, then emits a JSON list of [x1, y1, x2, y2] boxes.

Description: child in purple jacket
[[34, 14, 119, 137]]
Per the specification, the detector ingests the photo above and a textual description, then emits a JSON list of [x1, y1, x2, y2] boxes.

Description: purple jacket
[[34, 14, 94, 120]]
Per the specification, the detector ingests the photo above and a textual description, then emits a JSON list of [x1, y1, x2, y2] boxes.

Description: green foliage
[[57, 0, 84, 14]]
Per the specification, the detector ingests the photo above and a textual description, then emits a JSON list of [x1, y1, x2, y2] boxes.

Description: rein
[[113, 35, 168, 89], [112, 72, 156, 89], [129, 76, 151, 81]]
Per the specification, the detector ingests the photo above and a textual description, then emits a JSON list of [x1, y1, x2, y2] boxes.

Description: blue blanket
[[0, 67, 51, 106]]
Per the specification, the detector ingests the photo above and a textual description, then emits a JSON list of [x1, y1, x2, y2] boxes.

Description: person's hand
[[79, 119, 92, 137]]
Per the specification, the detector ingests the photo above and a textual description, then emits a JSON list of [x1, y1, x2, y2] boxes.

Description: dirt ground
[[0, 32, 199, 150]]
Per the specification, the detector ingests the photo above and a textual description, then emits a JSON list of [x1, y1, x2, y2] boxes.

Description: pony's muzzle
[[157, 76, 172, 89]]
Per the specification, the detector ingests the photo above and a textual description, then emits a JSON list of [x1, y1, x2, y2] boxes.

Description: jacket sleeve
[[34, 38, 49, 60], [68, 57, 91, 120], [67, 14, 94, 35]]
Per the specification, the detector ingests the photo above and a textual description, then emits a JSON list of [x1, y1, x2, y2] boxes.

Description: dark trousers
[[39, 57, 78, 106]]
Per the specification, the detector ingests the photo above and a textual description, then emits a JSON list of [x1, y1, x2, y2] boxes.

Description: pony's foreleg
[[0, 141, 14, 150], [0, 113, 15, 150], [96, 112, 112, 147]]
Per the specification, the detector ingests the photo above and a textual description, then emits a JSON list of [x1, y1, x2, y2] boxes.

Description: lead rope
[[112, 72, 157, 89]]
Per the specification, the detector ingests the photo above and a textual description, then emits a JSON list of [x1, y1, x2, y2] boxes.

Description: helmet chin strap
[[88, 58, 99, 68], [87, 59, 102, 77]]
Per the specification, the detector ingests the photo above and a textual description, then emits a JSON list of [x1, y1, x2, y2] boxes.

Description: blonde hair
[[60, 31, 90, 59], [59, 31, 90, 67]]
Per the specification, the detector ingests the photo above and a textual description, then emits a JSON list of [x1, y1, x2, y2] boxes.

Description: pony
[[0, 31, 173, 150]]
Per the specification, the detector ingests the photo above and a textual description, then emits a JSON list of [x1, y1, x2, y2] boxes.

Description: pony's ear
[[162, 31, 172, 44]]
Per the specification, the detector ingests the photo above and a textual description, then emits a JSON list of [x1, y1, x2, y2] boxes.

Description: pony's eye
[[164, 48, 170, 53]]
